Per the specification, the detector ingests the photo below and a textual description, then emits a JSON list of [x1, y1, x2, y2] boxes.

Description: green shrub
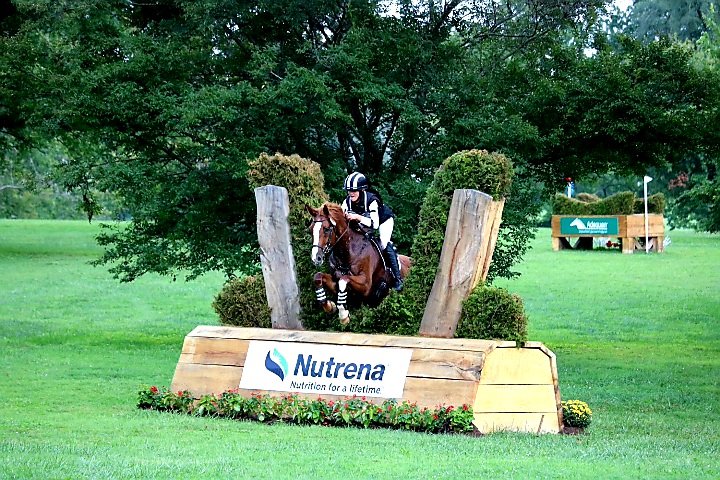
[[213, 152, 329, 330], [633, 193, 666, 214], [212, 276, 271, 328], [575, 192, 600, 203], [552, 191, 635, 215], [553, 191, 665, 216], [372, 150, 514, 334], [455, 286, 528, 343]]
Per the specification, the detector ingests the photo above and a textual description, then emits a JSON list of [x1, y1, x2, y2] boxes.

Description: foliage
[[670, 177, 720, 233], [552, 191, 666, 215], [562, 400, 593, 429], [138, 387, 475, 435], [1, 0, 631, 281], [622, 0, 718, 43], [245, 152, 330, 329], [212, 275, 271, 328], [456, 286, 528, 343], [352, 150, 515, 335], [137, 386, 194, 414]]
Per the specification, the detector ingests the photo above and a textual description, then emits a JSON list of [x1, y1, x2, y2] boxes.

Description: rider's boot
[[384, 242, 404, 292]]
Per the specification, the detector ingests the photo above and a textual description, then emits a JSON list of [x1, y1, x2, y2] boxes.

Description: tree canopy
[[2, 0, 719, 281]]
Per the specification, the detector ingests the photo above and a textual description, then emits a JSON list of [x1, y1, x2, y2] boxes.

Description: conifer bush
[[367, 150, 514, 335], [553, 191, 665, 215], [212, 275, 271, 328], [212, 153, 329, 329], [455, 286, 528, 343]]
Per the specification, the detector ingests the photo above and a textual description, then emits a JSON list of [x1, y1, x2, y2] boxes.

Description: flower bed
[[138, 386, 476, 434]]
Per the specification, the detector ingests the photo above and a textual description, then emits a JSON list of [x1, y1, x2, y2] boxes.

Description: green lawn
[[1, 220, 718, 479]]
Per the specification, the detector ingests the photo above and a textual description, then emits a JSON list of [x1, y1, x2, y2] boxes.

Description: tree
[[4, 0, 719, 283], [2, 0, 607, 281], [624, 0, 718, 43]]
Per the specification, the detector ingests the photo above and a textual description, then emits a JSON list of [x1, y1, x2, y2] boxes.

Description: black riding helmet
[[343, 172, 368, 192]]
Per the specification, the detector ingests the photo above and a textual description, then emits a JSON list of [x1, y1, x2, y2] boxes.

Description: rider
[[341, 172, 403, 291]]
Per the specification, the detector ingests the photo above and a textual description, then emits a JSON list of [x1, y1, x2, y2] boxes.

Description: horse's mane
[[322, 202, 348, 230]]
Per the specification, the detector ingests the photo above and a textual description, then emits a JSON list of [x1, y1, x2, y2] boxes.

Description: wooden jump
[[171, 326, 563, 434], [168, 184, 565, 434], [551, 214, 665, 254]]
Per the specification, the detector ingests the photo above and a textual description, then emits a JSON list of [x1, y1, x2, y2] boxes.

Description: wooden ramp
[[171, 326, 562, 434]]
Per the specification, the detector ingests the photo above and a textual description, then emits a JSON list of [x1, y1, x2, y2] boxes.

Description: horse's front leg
[[313, 272, 338, 314], [336, 272, 370, 325]]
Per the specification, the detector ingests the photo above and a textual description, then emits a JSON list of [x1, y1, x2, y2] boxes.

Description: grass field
[[1, 220, 718, 479]]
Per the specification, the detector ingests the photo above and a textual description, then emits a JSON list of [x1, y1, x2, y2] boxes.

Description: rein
[[312, 219, 350, 263]]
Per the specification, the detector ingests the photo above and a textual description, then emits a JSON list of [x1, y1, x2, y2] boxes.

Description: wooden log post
[[419, 189, 505, 338], [254, 186, 303, 330]]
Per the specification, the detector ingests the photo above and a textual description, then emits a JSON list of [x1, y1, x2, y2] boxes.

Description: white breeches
[[378, 218, 394, 249]]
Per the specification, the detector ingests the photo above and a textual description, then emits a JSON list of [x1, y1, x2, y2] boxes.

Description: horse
[[304, 202, 411, 325]]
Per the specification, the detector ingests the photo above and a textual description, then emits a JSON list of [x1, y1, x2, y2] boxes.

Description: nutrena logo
[[264, 348, 288, 381], [294, 354, 386, 380], [264, 349, 386, 382], [242, 341, 412, 398]]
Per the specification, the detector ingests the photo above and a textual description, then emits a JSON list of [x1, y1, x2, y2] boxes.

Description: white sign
[[239, 341, 413, 398]]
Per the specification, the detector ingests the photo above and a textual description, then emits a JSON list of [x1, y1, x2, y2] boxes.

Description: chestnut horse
[[305, 202, 411, 324]]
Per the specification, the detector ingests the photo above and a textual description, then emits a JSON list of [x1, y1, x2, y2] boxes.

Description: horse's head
[[305, 203, 344, 267]]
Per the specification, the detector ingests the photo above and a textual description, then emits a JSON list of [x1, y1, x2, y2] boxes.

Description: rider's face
[[349, 191, 360, 202]]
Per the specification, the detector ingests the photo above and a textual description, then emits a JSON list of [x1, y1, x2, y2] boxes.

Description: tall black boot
[[384, 242, 403, 291]]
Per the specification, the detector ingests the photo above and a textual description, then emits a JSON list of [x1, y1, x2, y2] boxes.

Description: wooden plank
[[474, 384, 558, 413], [621, 237, 634, 254], [177, 337, 250, 367], [624, 214, 664, 237], [254, 185, 303, 330], [551, 215, 561, 237], [478, 199, 505, 284], [551, 236, 561, 251], [473, 412, 560, 434], [185, 326, 499, 353], [171, 363, 478, 409], [656, 236, 665, 253], [420, 189, 495, 338], [407, 349, 484, 381], [171, 363, 242, 394], [479, 347, 553, 385], [176, 336, 486, 381]]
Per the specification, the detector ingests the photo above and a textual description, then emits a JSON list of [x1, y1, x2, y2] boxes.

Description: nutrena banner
[[239, 341, 413, 398], [559, 217, 619, 235]]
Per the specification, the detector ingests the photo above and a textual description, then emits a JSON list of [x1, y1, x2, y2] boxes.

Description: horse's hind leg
[[313, 273, 337, 314]]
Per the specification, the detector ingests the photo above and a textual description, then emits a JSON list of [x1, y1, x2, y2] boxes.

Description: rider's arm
[[361, 200, 380, 230]]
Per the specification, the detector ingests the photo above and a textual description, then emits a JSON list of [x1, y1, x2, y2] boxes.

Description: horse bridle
[[312, 219, 349, 264]]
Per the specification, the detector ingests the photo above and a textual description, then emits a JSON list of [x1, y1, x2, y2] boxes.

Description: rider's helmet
[[343, 172, 368, 192]]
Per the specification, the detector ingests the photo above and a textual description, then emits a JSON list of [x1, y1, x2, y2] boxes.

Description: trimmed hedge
[[363, 150, 514, 336], [456, 286, 528, 343], [633, 193, 666, 214], [575, 192, 600, 203], [212, 276, 271, 328], [553, 191, 665, 215], [213, 152, 329, 329]]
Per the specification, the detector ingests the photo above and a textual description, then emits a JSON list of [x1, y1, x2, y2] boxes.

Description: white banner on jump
[[239, 340, 413, 398]]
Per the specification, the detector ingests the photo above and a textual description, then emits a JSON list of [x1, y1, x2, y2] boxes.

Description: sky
[[614, 0, 633, 11]]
